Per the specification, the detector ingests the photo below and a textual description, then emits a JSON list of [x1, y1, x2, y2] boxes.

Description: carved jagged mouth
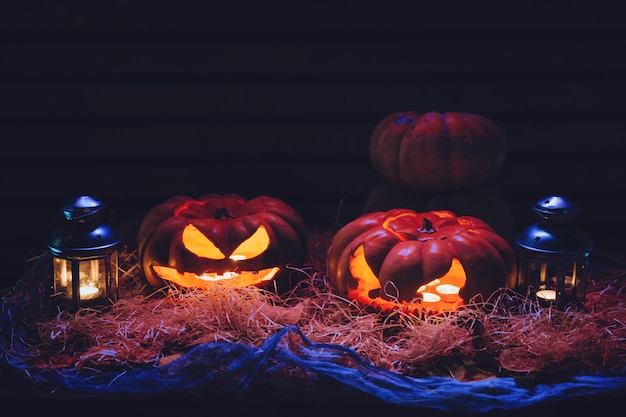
[[348, 244, 465, 314], [151, 265, 280, 288]]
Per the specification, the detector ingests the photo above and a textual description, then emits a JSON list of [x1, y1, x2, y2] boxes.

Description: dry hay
[[2, 231, 626, 382]]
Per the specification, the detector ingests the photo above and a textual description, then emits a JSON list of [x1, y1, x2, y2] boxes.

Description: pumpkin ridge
[[394, 115, 413, 184], [441, 112, 453, 178]]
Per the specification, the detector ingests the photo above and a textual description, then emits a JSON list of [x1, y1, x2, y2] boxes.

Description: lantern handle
[[62, 195, 106, 222]]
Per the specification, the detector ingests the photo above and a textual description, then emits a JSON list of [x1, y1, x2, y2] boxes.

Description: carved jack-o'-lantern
[[137, 194, 307, 292], [326, 209, 516, 314]]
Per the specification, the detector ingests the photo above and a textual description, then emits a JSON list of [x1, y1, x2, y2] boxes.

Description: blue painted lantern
[[514, 195, 594, 309], [47, 195, 122, 310]]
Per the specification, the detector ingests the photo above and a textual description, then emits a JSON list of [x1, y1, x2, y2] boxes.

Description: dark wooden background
[[1, 1, 626, 292]]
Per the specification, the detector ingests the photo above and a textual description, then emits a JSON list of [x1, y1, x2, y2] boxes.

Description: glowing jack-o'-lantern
[[137, 194, 307, 293], [326, 209, 516, 314]]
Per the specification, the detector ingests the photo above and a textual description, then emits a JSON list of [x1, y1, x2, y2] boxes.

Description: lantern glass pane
[[527, 260, 558, 291], [78, 259, 106, 301], [564, 263, 576, 295], [53, 257, 73, 298], [525, 260, 558, 305], [108, 251, 119, 300], [523, 254, 589, 308], [562, 256, 589, 303]]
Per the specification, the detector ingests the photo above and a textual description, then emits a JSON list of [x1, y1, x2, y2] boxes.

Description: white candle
[[421, 292, 441, 303], [536, 289, 556, 301], [80, 286, 101, 300], [436, 284, 461, 302], [418, 279, 441, 294], [197, 271, 239, 281]]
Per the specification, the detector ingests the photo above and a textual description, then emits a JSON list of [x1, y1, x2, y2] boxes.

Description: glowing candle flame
[[436, 284, 460, 302], [421, 292, 441, 303], [536, 289, 556, 301], [197, 271, 239, 281], [80, 286, 100, 300]]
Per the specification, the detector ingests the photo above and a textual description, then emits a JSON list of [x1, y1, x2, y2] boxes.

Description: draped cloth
[[2, 253, 626, 413], [3, 322, 625, 414]]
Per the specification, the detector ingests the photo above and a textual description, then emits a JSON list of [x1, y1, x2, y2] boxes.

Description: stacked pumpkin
[[368, 111, 507, 192], [364, 111, 515, 241], [326, 111, 517, 315]]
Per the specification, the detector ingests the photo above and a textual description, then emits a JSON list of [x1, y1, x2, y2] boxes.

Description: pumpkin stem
[[419, 217, 436, 234], [214, 207, 234, 220]]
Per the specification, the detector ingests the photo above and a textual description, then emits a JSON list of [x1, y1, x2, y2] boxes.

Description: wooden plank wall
[[1, 1, 625, 289]]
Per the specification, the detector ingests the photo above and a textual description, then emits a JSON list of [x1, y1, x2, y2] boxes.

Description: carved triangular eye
[[181, 224, 226, 260], [230, 225, 270, 260]]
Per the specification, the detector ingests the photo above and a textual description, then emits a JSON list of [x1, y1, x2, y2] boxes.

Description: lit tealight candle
[[198, 271, 239, 281], [420, 292, 441, 304], [80, 286, 101, 300], [536, 289, 556, 301], [435, 284, 461, 303], [418, 292, 442, 314], [418, 279, 441, 294]]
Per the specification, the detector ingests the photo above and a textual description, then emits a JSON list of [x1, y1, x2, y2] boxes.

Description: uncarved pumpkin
[[326, 209, 516, 315], [137, 193, 307, 293], [363, 180, 515, 242], [369, 111, 507, 191]]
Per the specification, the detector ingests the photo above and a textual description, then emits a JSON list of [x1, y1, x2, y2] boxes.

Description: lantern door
[[519, 251, 589, 309]]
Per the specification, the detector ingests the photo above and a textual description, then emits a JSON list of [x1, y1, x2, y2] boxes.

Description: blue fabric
[[2, 257, 626, 413], [3, 323, 625, 413]]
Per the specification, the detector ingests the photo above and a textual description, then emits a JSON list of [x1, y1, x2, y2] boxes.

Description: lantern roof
[[515, 223, 593, 255], [48, 195, 122, 258], [516, 194, 593, 255]]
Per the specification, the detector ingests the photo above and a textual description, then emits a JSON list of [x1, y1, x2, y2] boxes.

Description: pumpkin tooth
[[152, 265, 280, 289]]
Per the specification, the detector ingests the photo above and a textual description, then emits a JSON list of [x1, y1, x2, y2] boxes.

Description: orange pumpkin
[[369, 111, 507, 191], [326, 209, 516, 315], [137, 193, 307, 293]]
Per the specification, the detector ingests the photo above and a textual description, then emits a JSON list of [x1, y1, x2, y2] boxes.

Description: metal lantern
[[514, 195, 594, 310], [47, 195, 122, 310]]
